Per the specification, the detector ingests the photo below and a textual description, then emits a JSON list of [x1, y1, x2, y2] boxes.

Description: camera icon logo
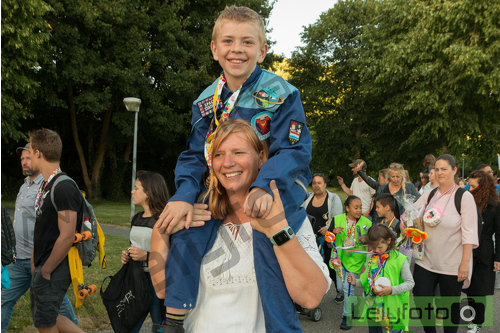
[[450, 298, 485, 325]]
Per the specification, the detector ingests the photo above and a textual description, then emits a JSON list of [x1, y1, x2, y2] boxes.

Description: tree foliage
[[1, 0, 275, 199], [289, 0, 500, 182]]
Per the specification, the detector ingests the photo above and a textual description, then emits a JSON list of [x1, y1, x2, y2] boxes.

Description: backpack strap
[[454, 187, 465, 216], [50, 175, 77, 211]]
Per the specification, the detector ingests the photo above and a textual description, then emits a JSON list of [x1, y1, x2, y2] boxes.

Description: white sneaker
[[467, 324, 480, 333]]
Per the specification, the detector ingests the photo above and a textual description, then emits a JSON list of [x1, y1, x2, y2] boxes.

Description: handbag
[[100, 260, 152, 333]]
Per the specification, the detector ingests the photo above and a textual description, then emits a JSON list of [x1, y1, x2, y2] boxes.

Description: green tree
[[288, 0, 385, 181], [363, 0, 500, 163], [1, 0, 52, 143]]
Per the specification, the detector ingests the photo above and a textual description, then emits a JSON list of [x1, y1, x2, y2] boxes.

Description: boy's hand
[[244, 187, 273, 218], [250, 181, 287, 237], [358, 235, 366, 244], [347, 273, 356, 286], [168, 203, 210, 235], [156, 201, 193, 234]]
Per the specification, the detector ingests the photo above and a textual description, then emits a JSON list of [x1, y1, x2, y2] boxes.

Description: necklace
[[204, 73, 251, 166], [35, 168, 62, 213]]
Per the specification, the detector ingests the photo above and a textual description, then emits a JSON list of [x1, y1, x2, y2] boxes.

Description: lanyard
[[204, 74, 250, 166], [346, 217, 357, 239], [385, 216, 395, 228], [368, 253, 389, 292], [35, 168, 62, 213], [425, 185, 456, 213]]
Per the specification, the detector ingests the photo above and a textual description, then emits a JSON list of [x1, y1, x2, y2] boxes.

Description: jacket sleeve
[[169, 106, 211, 204], [250, 90, 312, 194], [357, 170, 379, 190]]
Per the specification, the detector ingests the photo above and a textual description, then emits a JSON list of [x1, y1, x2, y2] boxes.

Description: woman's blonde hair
[[388, 163, 407, 195], [199, 119, 268, 219]]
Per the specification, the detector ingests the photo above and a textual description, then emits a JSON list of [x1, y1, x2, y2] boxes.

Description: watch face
[[274, 230, 289, 244]]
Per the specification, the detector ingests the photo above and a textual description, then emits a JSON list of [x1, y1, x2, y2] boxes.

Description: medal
[[343, 237, 355, 248]]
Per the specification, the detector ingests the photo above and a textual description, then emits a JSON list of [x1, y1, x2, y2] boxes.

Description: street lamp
[[123, 97, 141, 221]]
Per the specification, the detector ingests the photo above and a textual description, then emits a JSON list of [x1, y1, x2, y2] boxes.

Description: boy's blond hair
[[212, 5, 267, 46]]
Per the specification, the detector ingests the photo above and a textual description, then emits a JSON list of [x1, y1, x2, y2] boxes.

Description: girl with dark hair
[[464, 170, 500, 333], [412, 154, 479, 333], [121, 171, 170, 333], [331, 195, 372, 329], [347, 224, 414, 332]]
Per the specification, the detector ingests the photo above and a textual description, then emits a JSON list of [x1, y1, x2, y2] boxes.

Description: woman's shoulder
[[326, 190, 340, 200]]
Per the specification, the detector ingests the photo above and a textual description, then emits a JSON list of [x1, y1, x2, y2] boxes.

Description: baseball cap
[[349, 159, 366, 169], [16, 143, 30, 155]]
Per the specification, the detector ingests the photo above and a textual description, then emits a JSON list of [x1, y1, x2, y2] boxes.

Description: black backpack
[[426, 187, 483, 237], [1, 206, 16, 266]]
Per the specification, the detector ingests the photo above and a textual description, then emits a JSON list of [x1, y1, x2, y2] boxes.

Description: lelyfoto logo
[[345, 296, 492, 327]]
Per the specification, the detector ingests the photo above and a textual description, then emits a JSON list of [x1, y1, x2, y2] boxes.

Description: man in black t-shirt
[[28, 129, 84, 333]]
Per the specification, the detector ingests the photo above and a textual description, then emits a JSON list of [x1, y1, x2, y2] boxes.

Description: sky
[[267, 0, 337, 58]]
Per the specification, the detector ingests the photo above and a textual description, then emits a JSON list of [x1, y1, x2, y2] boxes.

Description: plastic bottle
[[83, 216, 91, 232]]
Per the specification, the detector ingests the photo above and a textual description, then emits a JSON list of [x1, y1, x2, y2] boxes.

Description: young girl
[[332, 195, 372, 330], [347, 224, 414, 333], [121, 171, 170, 333]]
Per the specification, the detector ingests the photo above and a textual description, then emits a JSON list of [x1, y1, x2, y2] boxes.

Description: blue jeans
[[342, 267, 359, 317], [130, 271, 163, 333], [1, 259, 77, 332]]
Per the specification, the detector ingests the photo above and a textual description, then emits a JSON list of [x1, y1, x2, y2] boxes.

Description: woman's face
[[212, 132, 263, 196], [131, 179, 148, 207], [434, 159, 457, 186], [428, 169, 436, 181], [389, 171, 402, 187], [346, 198, 362, 219], [468, 178, 479, 191], [312, 176, 327, 196]]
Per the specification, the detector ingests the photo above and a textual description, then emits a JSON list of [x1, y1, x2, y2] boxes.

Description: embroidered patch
[[197, 96, 222, 117], [251, 112, 273, 141], [288, 120, 304, 145], [252, 86, 284, 109]]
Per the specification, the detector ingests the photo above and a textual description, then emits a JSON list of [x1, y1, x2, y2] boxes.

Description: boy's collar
[[221, 65, 262, 93]]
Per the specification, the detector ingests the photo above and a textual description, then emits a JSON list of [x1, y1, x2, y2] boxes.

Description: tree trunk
[[89, 105, 113, 199], [68, 83, 93, 198]]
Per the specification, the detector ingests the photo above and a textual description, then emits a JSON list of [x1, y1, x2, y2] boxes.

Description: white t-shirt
[[184, 218, 331, 332], [350, 177, 376, 213]]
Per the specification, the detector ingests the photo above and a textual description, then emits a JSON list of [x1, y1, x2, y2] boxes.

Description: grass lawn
[[3, 186, 347, 332]]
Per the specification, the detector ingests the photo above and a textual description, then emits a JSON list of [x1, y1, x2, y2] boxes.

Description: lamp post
[[123, 97, 141, 221]]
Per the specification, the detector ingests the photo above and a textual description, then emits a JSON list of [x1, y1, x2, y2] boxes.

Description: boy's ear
[[211, 40, 219, 61], [257, 43, 268, 63]]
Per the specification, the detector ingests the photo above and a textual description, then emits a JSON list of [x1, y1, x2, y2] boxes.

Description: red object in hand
[[325, 231, 336, 243]]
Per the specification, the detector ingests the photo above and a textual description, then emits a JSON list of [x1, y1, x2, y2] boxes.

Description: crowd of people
[[1, 5, 499, 333]]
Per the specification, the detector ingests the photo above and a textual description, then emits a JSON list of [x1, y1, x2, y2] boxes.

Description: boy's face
[[375, 201, 390, 218], [211, 20, 268, 91]]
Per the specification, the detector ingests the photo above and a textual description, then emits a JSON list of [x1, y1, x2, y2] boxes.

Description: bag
[[426, 187, 484, 236], [1, 206, 16, 266], [51, 175, 106, 267], [100, 260, 152, 333]]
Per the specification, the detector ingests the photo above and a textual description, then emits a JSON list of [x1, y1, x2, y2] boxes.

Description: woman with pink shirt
[[412, 154, 479, 333]]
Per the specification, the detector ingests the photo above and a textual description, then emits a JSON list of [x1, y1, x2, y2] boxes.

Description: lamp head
[[123, 97, 141, 112]]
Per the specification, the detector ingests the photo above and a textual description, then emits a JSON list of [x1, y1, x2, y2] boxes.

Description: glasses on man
[[486, 170, 494, 173]]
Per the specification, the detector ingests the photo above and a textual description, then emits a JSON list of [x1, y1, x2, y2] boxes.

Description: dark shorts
[[30, 258, 71, 328]]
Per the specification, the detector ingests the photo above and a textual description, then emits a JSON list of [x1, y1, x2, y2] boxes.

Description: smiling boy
[[151, 5, 314, 332]]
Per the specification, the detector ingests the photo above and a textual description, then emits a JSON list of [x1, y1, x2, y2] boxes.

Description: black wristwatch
[[270, 226, 294, 246]]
